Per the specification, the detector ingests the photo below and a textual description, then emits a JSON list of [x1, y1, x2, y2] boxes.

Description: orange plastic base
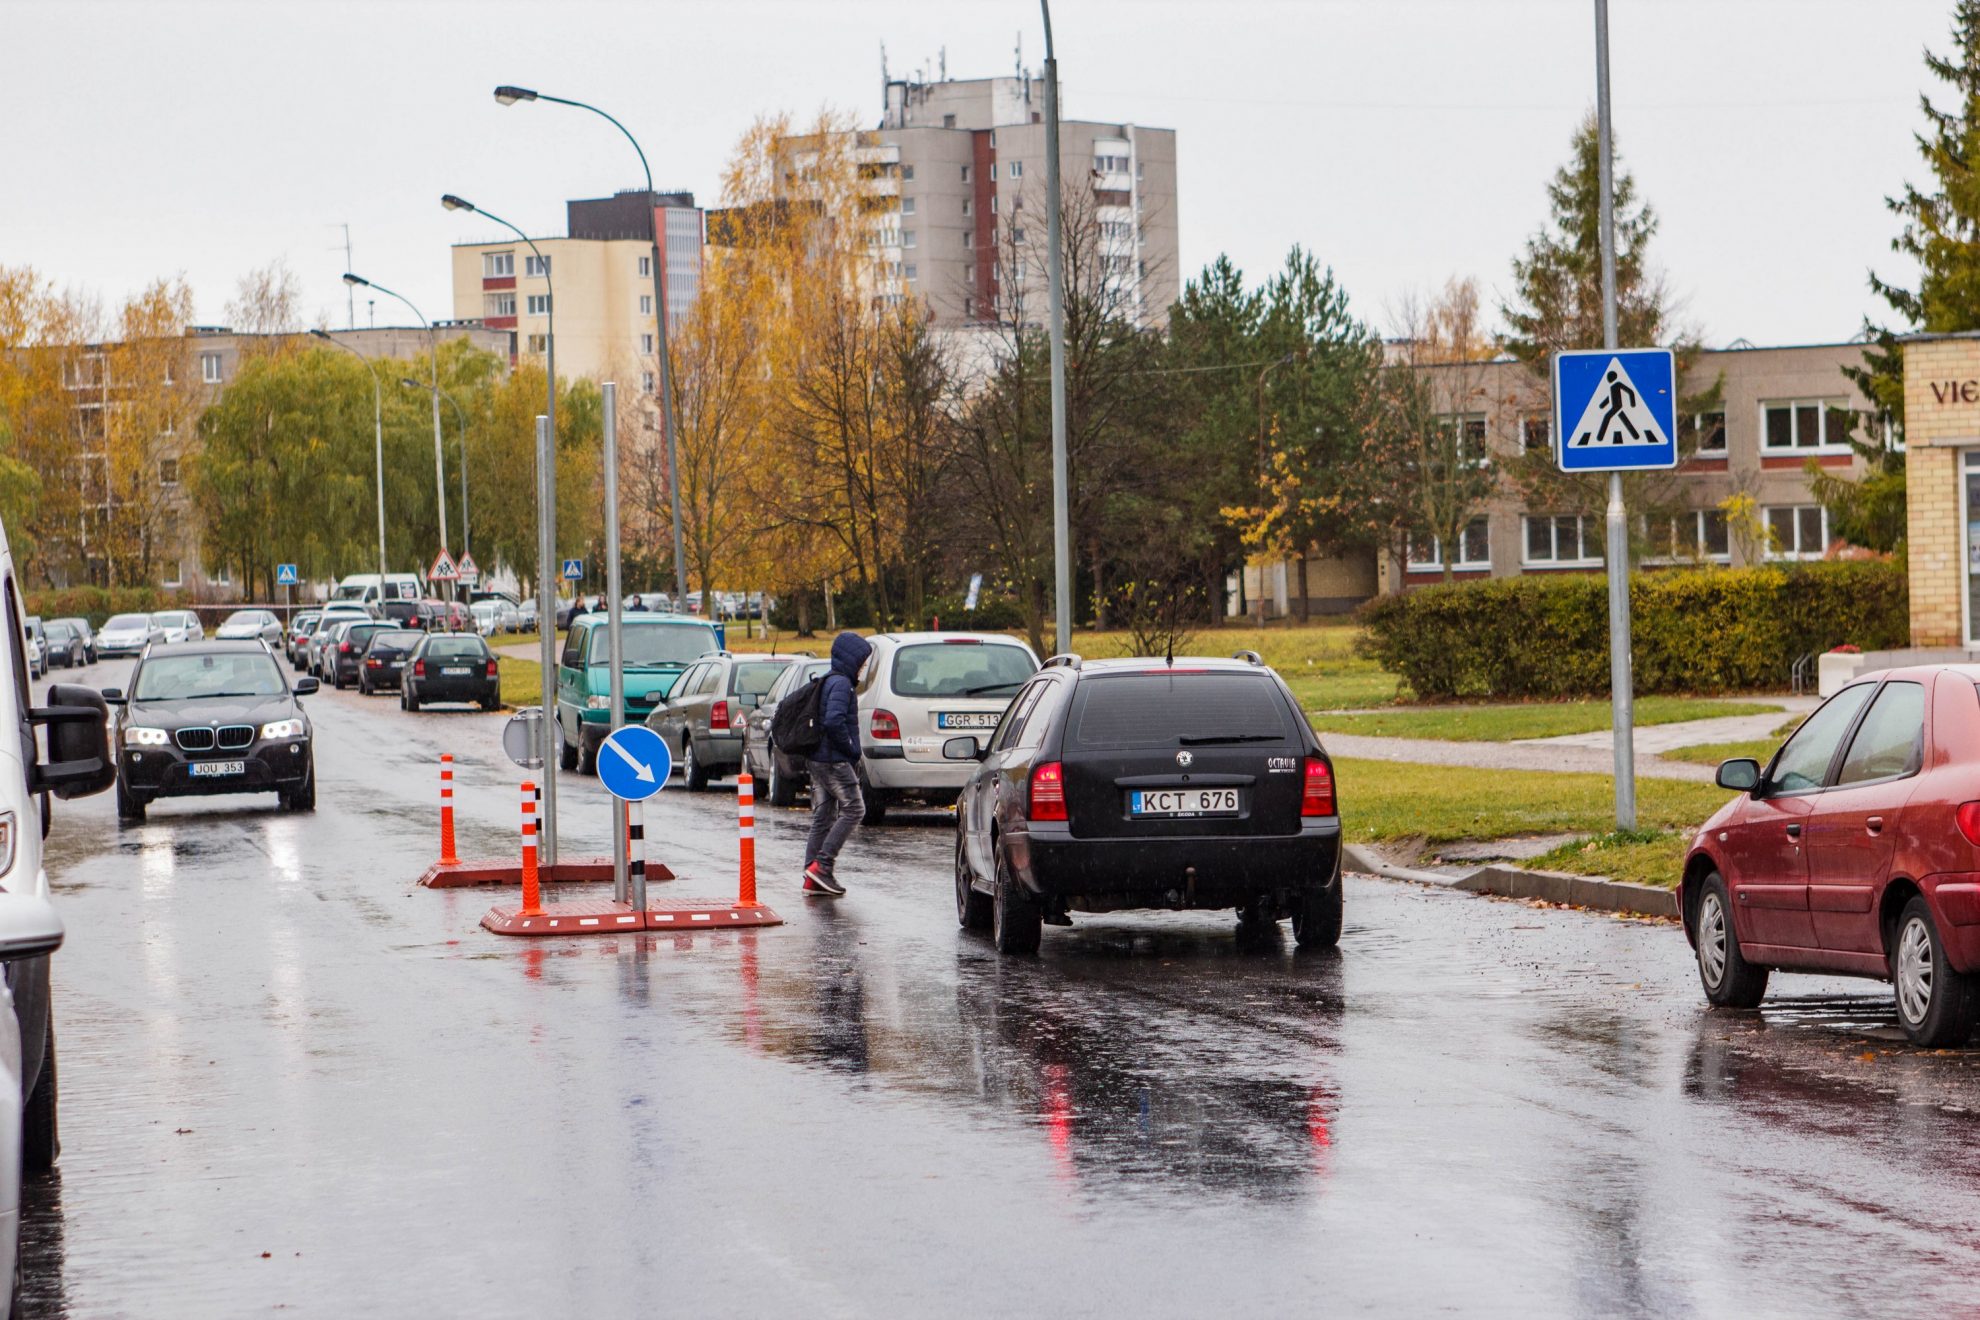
[[419, 857, 676, 888], [480, 897, 783, 937], [641, 900, 783, 930]]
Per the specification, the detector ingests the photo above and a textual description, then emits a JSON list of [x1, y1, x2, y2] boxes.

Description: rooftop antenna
[[940, 45, 947, 80], [327, 223, 356, 329], [1015, 31, 1023, 82]]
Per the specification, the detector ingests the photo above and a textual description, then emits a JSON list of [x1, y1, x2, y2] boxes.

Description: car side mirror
[[294, 677, 320, 696], [29, 684, 116, 800], [0, 893, 62, 962], [1715, 757, 1761, 792], [100, 687, 124, 704], [942, 736, 987, 762]]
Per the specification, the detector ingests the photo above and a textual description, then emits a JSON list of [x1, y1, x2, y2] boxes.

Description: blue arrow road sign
[[597, 724, 671, 802], [275, 563, 298, 586], [1553, 348, 1678, 473], [562, 558, 584, 581]]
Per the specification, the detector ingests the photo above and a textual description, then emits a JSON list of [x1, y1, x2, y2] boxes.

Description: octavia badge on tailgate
[[1175, 750, 1193, 768]]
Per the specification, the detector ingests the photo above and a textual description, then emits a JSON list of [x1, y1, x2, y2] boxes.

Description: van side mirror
[[943, 736, 988, 762], [99, 687, 124, 704], [561, 647, 580, 668], [1715, 758, 1761, 792], [30, 683, 116, 800], [0, 893, 62, 961]]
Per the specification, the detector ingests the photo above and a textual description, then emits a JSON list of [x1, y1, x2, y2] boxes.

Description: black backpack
[[770, 675, 827, 758]]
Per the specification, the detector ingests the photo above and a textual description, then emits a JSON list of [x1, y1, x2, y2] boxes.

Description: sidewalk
[[1517, 694, 1816, 754], [1319, 731, 1720, 781]]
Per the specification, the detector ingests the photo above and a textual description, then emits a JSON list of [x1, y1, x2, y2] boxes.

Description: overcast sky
[[0, 0, 1953, 348]]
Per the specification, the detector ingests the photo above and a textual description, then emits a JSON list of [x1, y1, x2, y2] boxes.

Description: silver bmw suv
[[854, 632, 1039, 823]]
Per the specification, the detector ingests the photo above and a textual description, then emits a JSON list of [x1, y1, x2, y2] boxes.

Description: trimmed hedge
[[1356, 561, 1908, 699], [24, 586, 181, 629]]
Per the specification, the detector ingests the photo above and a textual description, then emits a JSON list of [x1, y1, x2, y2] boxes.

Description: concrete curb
[[1344, 843, 1679, 919]]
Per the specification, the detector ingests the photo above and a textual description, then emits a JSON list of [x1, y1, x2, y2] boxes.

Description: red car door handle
[[1784, 823, 1802, 839], [1866, 816, 1884, 834]]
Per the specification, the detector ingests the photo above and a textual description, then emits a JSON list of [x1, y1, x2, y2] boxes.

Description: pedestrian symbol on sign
[[275, 563, 298, 586], [562, 558, 584, 581], [1552, 348, 1678, 473]]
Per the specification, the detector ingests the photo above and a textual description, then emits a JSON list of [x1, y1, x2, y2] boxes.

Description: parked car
[[388, 598, 473, 634], [357, 628, 423, 695], [518, 598, 540, 631], [647, 652, 811, 791], [286, 611, 321, 666], [96, 612, 166, 658], [149, 609, 203, 645], [22, 619, 45, 679], [401, 633, 500, 712], [1681, 664, 1980, 1047], [744, 657, 829, 806], [470, 599, 523, 636], [41, 620, 86, 669], [850, 632, 1040, 824], [107, 640, 318, 820], [216, 608, 283, 646], [303, 605, 374, 676], [327, 572, 424, 609], [49, 617, 95, 664], [556, 614, 723, 774], [326, 620, 397, 689], [950, 652, 1344, 955]]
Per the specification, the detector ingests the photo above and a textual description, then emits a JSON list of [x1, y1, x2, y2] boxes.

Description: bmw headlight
[[122, 726, 169, 747], [260, 718, 306, 740]]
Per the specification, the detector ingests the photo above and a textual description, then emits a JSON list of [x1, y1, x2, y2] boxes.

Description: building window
[[1523, 514, 1601, 567], [902, 164, 914, 181], [490, 293, 516, 317], [641, 333, 654, 354], [158, 458, 179, 487], [1645, 509, 1731, 563], [1438, 413, 1490, 465], [1407, 518, 1490, 572], [902, 230, 916, 249], [526, 294, 552, 315], [901, 264, 915, 282], [963, 265, 974, 285], [642, 371, 656, 392], [526, 334, 548, 354], [1522, 414, 1550, 451], [1692, 411, 1727, 452], [943, 114, 956, 129], [961, 165, 970, 183], [963, 230, 973, 249], [989, 164, 998, 181], [964, 297, 975, 318], [638, 255, 651, 277], [962, 198, 972, 218], [1762, 399, 1849, 451], [640, 295, 653, 315], [990, 195, 998, 214], [483, 251, 514, 278], [1137, 161, 1145, 180], [201, 351, 222, 384], [525, 254, 551, 278], [1766, 504, 1831, 559], [1094, 152, 1130, 173], [902, 196, 916, 216], [1010, 160, 1023, 178]]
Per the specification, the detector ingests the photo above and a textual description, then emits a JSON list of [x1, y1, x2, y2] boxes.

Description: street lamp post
[[309, 329, 389, 590], [1038, 6, 1072, 658], [403, 379, 469, 562], [343, 273, 450, 593], [493, 84, 690, 609]]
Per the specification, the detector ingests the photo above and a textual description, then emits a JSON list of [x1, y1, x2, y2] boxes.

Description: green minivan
[[556, 614, 724, 774]]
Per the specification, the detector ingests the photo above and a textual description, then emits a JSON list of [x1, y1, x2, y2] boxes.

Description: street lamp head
[[342, 273, 370, 288], [399, 377, 421, 390], [308, 328, 331, 341], [493, 85, 538, 106], [440, 194, 475, 214]]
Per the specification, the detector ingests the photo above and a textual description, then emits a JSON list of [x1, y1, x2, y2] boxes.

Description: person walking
[[803, 630, 872, 897]]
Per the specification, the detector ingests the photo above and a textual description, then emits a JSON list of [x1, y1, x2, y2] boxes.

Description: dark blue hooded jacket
[[815, 631, 872, 764]]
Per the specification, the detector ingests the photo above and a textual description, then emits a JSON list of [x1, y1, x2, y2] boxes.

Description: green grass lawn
[[1337, 757, 1732, 847], [1529, 831, 1693, 890], [1312, 696, 1781, 743]]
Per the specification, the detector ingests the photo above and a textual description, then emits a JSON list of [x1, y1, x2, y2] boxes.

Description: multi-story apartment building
[[867, 72, 1178, 330], [1240, 340, 1888, 616], [448, 190, 704, 386]]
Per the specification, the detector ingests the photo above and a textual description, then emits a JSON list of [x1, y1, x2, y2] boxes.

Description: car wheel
[[861, 787, 890, 827], [86, 648, 96, 664], [359, 677, 372, 696], [560, 720, 579, 771], [1892, 896, 1978, 1047], [1291, 878, 1344, 950], [577, 733, 598, 777], [955, 828, 992, 932], [405, 686, 420, 712], [115, 776, 146, 823], [682, 738, 709, 791], [767, 749, 798, 807], [22, 1013, 56, 1174], [284, 760, 317, 812], [991, 844, 1041, 955], [1695, 872, 1769, 1009]]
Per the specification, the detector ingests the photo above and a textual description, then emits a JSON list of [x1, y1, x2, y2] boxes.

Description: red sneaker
[[803, 863, 845, 897]]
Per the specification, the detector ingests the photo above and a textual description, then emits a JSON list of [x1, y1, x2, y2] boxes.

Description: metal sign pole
[[535, 413, 560, 866], [604, 382, 628, 901], [1042, 0, 1072, 659], [1594, 0, 1636, 831]]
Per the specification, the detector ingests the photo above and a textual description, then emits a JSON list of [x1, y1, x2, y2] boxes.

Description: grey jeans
[[804, 760, 865, 877]]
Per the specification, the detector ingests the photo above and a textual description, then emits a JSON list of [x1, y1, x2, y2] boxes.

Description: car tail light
[[1302, 757, 1335, 817], [486, 660, 499, 678], [871, 709, 900, 740], [1029, 762, 1068, 821], [366, 657, 381, 668], [1958, 802, 1980, 847], [711, 699, 731, 730], [339, 641, 352, 653], [414, 659, 426, 677]]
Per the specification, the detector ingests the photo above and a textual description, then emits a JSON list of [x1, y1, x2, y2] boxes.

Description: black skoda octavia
[[949, 652, 1342, 955], [106, 641, 318, 821]]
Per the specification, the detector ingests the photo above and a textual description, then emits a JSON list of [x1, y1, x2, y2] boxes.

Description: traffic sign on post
[[457, 553, 480, 587], [562, 558, 584, 582], [275, 563, 298, 586], [1553, 348, 1678, 472], [597, 725, 670, 802], [429, 548, 459, 582]]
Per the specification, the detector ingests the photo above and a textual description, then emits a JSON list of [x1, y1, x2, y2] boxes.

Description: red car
[[1681, 665, 1980, 1046]]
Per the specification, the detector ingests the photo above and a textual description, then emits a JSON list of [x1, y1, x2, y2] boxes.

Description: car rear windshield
[[373, 630, 423, 648], [106, 613, 148, 630], [1066, 673, 1296, 750], [425, 638, 489, 658], [733, 661, 789, 699], [890, 642, 1035, 698], [135, 652, 288, 701], [588, 624, 717, 667]]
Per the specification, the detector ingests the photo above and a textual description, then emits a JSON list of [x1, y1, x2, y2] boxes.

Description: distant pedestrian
[[803, 630, 872, 897]]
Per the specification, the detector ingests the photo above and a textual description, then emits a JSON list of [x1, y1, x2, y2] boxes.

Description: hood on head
[[829, 631, 872, 680]]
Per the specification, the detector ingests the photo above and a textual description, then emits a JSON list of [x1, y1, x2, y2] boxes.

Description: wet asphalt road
[[16, 656, 1980, 1317]]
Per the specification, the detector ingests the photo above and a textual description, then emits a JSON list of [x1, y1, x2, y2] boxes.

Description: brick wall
[[1901, 337, 1980, 646]]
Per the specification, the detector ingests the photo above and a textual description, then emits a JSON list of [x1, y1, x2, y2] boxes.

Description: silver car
[[96, 612, 166, 658], [854, 632, 1040, 823], [216, 608, 283, 646], [150, 609, 204, 644]]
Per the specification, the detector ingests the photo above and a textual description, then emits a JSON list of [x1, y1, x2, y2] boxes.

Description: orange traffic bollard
[[736, 773, 757, 906], [438, 754, 460, 866], [519, 780, 542, 917]]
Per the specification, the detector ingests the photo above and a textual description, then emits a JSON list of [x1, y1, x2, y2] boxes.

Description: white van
[[0, 521, 117, 1309], [329, 573, 424, 608]]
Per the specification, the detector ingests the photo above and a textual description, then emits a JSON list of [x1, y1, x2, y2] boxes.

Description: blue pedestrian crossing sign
[[1553, 348, 1678, 473], [275, 563, 299, 586], [597, 724, 671, 802], [562, 558, 584, 581]]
